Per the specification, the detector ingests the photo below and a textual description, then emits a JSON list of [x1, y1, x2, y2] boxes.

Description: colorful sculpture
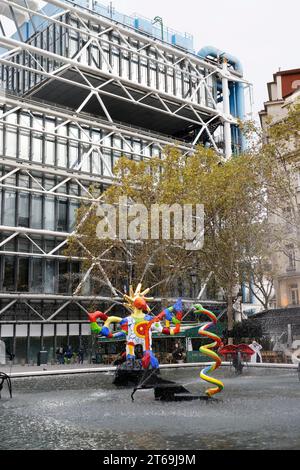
[[219, 343, 255, 375], [219, 344, 256, 359], [88, 283, 183, 370], [194, 304, 224, 397], [87, 290, 225, 400]]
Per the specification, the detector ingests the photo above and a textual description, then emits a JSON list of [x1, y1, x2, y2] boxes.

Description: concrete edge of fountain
[[4, 361, 298, 378]]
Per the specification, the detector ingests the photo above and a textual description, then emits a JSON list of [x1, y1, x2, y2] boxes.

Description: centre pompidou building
[[0, 0, 247, 362]]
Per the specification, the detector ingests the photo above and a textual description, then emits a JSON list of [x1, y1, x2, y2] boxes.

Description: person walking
[[172, 342, 185, 363], [56, 345, 64, 365], [78, 347, 84, 365], [65, 345, 73, 364]]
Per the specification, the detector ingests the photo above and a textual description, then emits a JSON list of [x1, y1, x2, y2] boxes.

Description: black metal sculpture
[[0, 372, 12, 399]]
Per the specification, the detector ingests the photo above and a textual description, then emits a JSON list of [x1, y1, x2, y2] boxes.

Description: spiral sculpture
[[194, 304, 224, 397]]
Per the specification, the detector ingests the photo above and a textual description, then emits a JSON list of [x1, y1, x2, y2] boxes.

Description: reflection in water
[[1, 368, 300, 450]]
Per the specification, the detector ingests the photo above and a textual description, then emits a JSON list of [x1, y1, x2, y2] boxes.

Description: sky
[[108, 0, 299, 119]]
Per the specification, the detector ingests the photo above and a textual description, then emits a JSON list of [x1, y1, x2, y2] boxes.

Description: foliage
[[260, 336, 274, 352], [231, 319, 263, 343], [240, 100, 300, 308], [65, 104, 298, 331]]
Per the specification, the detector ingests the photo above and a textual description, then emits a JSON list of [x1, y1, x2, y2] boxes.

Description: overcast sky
[[109, 0, 299, 118]]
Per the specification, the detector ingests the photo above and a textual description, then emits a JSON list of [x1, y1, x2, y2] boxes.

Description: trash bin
[[37, 350, 48, 366]]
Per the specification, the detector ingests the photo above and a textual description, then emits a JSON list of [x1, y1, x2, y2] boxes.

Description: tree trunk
[[227, 291, 234, 345]]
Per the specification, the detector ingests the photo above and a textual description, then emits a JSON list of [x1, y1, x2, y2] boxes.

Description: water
[[1, 368, 300, 450]]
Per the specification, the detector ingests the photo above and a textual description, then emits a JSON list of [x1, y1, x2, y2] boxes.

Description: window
[[81, 147, 91, 173], [71, 262, 80, 292], [18, 239, 29, 253], [102, 149, 112, 177], [69, 201, 79, 231], [3, 191, 16, 226], [158, 71, 166, 92], [18, 193, 29, 227], [290, 284, 299, 306], [32, 133, 43, 162], [149, 67, 156, 88], [44, 197, 55, 230], [44, 260, 55, 293], [57, 199, 67, 232], [69, 142, 79, 169], [31, 259, 43, 293], [90, 44, 100, 69], [3, 256, 15, 291], [31, 195, 42, 229], [17, 258, 29, 292], [45, 139, 55, 165], [19, 114, 30, 160], [19, 131, 30, 160], [57, 139, 67, 167], [167, 74, 174, 95], [58, 262, 69, 294], [287, 245, 296, 271], [6, 127, 17, 157], [0, 124, 3, 155], [91, 149, 102, 175], [122, 57, 129, 79]]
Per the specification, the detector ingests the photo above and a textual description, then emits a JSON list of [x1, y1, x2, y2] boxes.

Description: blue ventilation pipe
[[198, 46, 246, 153]]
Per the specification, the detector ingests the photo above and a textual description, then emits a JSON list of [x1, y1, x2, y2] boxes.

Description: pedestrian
[[172, 342, 184, 363], [78, 347, 84, 364], [65, 345, 73, 364], [56, 345, 64, 365], [113, 351, 126, 366]]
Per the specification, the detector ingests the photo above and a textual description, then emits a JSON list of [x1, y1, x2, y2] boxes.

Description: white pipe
[[222, 60, 232, 159], [0, 224, 70, 238]]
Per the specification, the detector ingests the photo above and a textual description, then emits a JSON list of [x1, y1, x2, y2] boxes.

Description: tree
[[65, 147, 208, 302], [231, 319, 263, 343], [65, 141, 292, 341], [246, 100, 300, 255], [243, 257, 276, 311]]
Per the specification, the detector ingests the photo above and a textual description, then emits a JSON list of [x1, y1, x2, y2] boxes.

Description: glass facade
[[0, 103, 166, 363]]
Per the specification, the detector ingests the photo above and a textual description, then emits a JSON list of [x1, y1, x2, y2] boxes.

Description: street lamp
[[190, 271, 197, 299]]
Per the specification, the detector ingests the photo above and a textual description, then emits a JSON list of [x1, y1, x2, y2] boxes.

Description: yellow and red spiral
[[195, 305, 224, 397]]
